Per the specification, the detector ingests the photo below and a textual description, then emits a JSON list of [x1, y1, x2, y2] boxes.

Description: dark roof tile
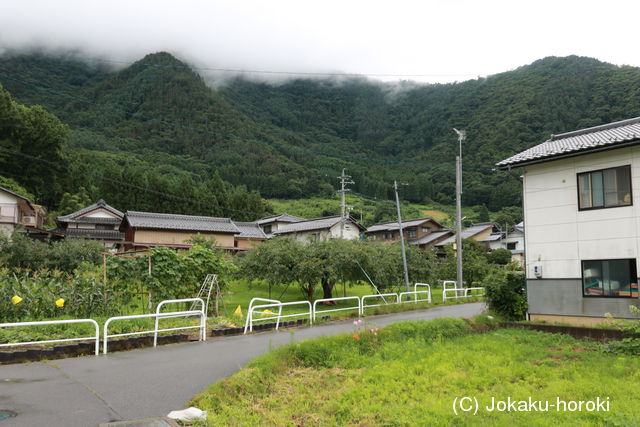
[[497, 116, 640, 167], [124, 211, 240, 234]]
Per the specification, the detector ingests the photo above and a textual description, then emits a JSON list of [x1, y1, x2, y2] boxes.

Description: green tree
[[438, 239, 493, 287], [487, 248, 513, 265], [0, 83, 68, 207], [474, 204, 490, 223]]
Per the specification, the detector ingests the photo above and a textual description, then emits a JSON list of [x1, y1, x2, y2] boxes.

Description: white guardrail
[[442, 283, 485, 302], [245, 300, 313, 333], [0, 319, 100, 355], [399, 283, 432, 303], [361, 293, 399, 311], [104, 297, 206, 354], [313, 296, 362, 321], [244, 298, 281, 334]]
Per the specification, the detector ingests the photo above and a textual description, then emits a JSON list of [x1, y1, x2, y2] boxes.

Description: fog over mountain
[[2, 1, 640, 84]]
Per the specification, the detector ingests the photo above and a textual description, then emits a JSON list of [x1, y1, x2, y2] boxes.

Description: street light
[[453, 128, 466, 290]]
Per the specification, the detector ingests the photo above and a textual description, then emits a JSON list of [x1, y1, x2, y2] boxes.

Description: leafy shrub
[[0, 232, 103, 271], [487, 248, 513, 265], [107, 244, 237, 311], [482, 270, 527, 320], [0, 264, 122, 321], [602, 338, 640, 355]]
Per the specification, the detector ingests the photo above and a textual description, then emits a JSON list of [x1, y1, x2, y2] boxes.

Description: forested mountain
[[1, 51, 640, 219]]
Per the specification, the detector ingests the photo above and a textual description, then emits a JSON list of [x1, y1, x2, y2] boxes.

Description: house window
[[263, 225, 272, 234], [408, 230, 417, 238], [421, 226, 429, 233], [506, 242, 517, 250], [578, 165, 632, 210], [96, 224, 114, 230], [582, 259, 637, 297]]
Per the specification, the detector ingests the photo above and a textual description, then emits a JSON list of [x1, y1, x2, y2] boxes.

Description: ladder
[[191, 274, 218, 317]]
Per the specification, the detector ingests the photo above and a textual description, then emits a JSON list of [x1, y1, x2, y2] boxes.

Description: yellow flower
[[55, 298, 65, 308], [11, 295, 23, 305], [263, 309, 273, 314]]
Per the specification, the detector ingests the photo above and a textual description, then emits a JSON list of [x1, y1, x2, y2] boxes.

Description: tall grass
[[191, 318, 639, 426]]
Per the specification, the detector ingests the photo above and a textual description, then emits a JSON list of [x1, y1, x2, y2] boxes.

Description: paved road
[[0, 303, 484, 426]]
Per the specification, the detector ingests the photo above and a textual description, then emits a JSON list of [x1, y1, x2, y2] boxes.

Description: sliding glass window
[[582, 259, 637, 297], [577, 165, 632, 210]]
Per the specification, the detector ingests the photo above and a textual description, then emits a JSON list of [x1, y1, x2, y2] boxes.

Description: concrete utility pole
[[453, 128, 466, 289], [337, 169, 354, 238], [394, 180, 411, 293]]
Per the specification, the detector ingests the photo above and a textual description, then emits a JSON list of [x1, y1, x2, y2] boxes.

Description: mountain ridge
[[1, 51, 640, 215]]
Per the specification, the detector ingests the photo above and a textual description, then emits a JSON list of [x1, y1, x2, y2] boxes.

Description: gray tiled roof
[[482, 233, 504, 242], [256, 213, 305, 225], [514, 221, 524, 233], [57, 200, 124, 222], [435, 223, 495, 247], [123, 211, 240, 234], [497, 116, 640, 168], [54, 228, 125, 241], [366, 217, 439, 233], [274, 216, 365, 234], [409, 230, 452, 246], [233, 222, 268, 239], [274, 216, 342, 234]]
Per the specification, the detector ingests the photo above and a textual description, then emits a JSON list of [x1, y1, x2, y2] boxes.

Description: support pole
[[456, 156, 464, 289], [394, 180, 410, 293], [338, 169, 354, 238]]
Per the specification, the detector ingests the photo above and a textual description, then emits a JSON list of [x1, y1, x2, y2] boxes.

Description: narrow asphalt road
[[0, 303, 484, 427]]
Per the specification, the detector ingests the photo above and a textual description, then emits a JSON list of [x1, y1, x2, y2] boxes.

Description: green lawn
[[191, 318, 639, 426], [214, 279, 466, 328]]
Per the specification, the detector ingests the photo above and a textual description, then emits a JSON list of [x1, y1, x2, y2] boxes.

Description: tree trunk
[[305, 285, 314, 301], [321, 279, 333, 300]]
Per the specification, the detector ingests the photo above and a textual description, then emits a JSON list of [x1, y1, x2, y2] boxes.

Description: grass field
[[191, 318, 639, 426], [213, 279, 472, 328]]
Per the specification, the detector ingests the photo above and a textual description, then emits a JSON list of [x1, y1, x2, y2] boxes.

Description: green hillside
[[1, 50, 640, 221]]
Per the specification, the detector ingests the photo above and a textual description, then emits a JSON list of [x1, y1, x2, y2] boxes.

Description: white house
[[0, 186, 46, 238], [273, 215, 365, 242], [486, 222, 525, 265], [255, 213, 305, 237], [53, 199, 124, 248], [497, 116, 640, 325]]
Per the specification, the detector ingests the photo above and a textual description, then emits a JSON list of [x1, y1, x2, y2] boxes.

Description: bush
[[0, 264, 121, 321], [0, 232, 103, 271], [487, 248, 513, 265], [482, 270, 527, 320]]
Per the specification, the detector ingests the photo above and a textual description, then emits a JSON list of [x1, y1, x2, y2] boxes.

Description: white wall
[[523, 146, 640, 279], [84, 209, 119, 219], [284, 221, 361, 243], [0, 191, 18, 204]]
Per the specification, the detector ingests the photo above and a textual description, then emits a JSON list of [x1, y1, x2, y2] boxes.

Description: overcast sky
[[2, 0, 640, 84]]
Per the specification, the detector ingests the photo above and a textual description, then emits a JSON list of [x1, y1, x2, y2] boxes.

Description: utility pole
[[453, 128, 466, 289], [394, 180, 411, 293], [337, 169, 354, 238]]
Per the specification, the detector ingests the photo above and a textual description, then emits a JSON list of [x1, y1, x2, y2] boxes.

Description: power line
[[1, 142, 438, 221], [0, 145, 269, 219], [0, 69, 495, 172], [0, 48, 485, 79]]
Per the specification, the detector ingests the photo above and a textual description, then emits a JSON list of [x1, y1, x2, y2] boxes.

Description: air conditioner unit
[[22, 216, 36, 225]]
